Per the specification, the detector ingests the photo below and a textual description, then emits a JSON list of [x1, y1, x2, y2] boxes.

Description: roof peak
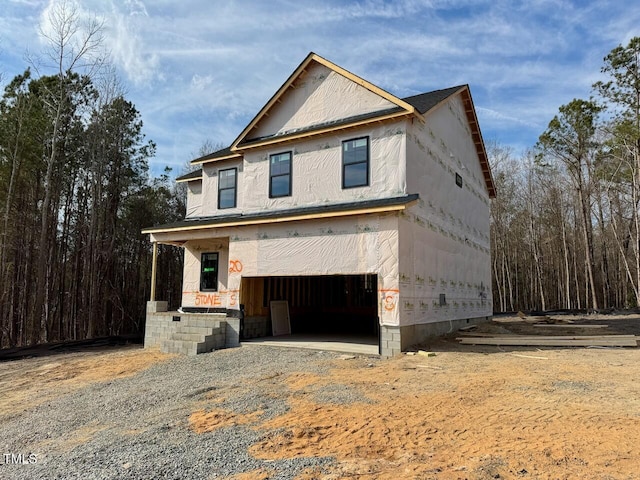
[[229, 52, 418, 151]]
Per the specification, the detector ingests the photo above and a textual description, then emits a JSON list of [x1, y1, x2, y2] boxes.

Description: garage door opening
[[240, 274, 379, 353]]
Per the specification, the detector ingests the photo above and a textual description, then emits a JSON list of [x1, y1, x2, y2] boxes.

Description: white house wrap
[[145, 52, 495, 357]]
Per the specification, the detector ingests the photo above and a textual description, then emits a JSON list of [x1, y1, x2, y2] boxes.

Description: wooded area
[[2, 2, 639, 348], [490, 37, 640, 312], [0, 3, 184, 348]]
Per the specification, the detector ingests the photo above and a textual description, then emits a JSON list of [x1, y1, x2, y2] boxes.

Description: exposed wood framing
[[150, 242, 158, 302]]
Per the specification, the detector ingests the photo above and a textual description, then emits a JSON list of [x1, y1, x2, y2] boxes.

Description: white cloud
[[35, 0, 161, 85], [190, 74, 213, 91], [3, 0, 640, 174], [477, 107, 541, 130], [124, 0, 148, 17], [8, 0, 42, 5], [107, 7, 160, 86]]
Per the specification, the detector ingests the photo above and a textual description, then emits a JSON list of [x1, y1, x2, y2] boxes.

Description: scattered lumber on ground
[[458, 325, 477, 332], [457, 335, 638, 347], [532, 324, 608, 329], [532, 316, 574, 325]]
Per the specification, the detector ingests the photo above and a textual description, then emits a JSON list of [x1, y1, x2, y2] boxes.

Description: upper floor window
[[218, 167, 237, 209], [269, 151, 292, 198], [200, 252, 219, 291], [342, 137, 369, 188]]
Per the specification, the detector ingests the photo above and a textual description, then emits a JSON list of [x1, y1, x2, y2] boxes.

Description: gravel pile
[[0, 345, 367, 480]]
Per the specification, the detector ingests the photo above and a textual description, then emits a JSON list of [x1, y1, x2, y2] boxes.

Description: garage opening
[[240, 274, 379, 352]]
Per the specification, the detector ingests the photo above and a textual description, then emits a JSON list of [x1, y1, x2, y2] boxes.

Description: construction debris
[[338, 354, 356, 360], [532, 324, 607, 329], [457, 335, 638, 347], [458, 325, 477, 332], [532, 316, 574, 325], [417, 351, 437, 357]]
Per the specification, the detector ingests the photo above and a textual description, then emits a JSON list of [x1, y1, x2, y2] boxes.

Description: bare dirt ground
[[2, 314, 639, 479], [0, 346, 171, 420]]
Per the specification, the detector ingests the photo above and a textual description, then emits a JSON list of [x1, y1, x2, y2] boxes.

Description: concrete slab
[[242, 334, 379, 356]]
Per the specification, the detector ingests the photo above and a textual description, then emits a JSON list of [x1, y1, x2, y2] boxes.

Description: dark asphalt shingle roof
[[143, 194, 419, 233], [402, 86, 465, 114], [239, 106, 404, 146], [191, 145, 236, 164], [175, 169, 203, 182]]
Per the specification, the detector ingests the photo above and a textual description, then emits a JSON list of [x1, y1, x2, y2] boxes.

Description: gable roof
[[230, 52, 419, 151], [185, 54, 495, 198]]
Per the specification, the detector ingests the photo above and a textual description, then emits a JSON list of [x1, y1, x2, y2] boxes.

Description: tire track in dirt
[[242, 348, 640, 479]]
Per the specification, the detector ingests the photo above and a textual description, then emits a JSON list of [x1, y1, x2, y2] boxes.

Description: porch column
[[150, 241, 158, 301]]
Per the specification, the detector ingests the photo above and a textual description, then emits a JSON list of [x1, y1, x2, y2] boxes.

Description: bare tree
[[30, 0, 106, 343], [537, 99, 602, 310]]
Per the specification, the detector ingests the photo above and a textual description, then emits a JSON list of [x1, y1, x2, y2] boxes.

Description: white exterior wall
[[185, 180, 203, 218], [399, 95, 492, 326], [199, 158, 244, 216], [180, 238, 230, 309], [151, 212, 402, 326], [251, 63, 397, 139], [197, 123, 407, 217], [161, 96, 493, 328]]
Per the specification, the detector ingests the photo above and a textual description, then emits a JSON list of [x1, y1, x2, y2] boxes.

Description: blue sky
[[1, 0, 639, 177]]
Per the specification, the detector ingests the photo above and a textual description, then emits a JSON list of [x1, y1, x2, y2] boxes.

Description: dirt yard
[[0, 346, 170, 421], [1, 314, 639, 479]]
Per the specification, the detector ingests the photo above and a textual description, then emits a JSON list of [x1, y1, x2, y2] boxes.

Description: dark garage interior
[[240, 274, 379, 339]]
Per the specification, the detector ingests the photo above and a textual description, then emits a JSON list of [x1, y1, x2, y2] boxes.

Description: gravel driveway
[[1, 345, 359, 480], [5, 315, 640, 479]]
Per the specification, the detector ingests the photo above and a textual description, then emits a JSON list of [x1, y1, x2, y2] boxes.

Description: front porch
[[145, 301, 240, 355], [142, 210, 408, 357]]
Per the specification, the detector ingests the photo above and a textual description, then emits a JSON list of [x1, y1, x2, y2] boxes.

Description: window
[[218, 168, 237, 209], [455, 173, 463, 188], [269, 151, 292, 198], [200, 252, 219, 291], [342, 137, 369, 188]]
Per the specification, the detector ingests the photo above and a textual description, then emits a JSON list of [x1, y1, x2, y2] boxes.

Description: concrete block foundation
[[242, 316, 268, 339], [380, 315, 491, 357], [145, 302, 240, 355]]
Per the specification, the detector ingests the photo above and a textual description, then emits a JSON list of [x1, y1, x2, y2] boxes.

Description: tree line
[[2, 5, 639, 348], [0, 2, 184, 348], [490, 37, 640, 312]]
